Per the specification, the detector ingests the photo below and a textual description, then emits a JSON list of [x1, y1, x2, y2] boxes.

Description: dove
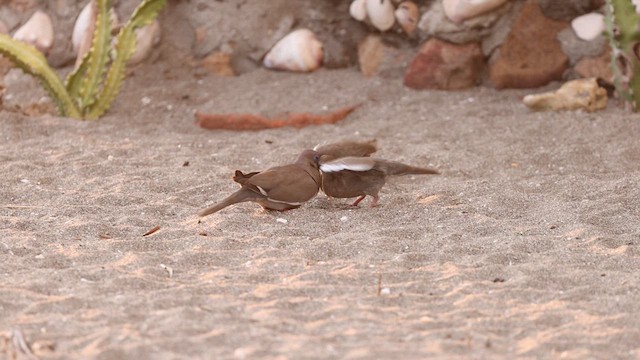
[[315, 140, 438, 206], [198, 149, 321, 216]]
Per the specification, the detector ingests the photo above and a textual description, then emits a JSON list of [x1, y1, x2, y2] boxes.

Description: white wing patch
[[320, 157, 375, 173], [256, 185, 269, 196]]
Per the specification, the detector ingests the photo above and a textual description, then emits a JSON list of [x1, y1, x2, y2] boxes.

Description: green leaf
[[0, 33, 81, 118], [87, 0, 166, 120], [77, 0, 112, 113]]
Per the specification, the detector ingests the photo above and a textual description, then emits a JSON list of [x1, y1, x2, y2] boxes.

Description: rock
[[201, 51, 235, 76], [443, 0, 511, 23], [538, 0, 604, 21], [571, 12, 604, 41], [481, 0, 524, 56], [489, 0, 569, 89], [522, 77, 607, 112], [574, 48, 613, 83], [248, 14, 295, 63], [358, 34, 415, 78], [358, 35, 385, 77], [419, 0, 513, 44], [404, 38, 485, 90], [557, 26, 607, 65]]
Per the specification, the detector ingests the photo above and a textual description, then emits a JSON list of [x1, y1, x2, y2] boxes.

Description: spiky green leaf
[[87, 0, 166, 119], [0, 33, 81, 118], [77, 0, 112, 112]]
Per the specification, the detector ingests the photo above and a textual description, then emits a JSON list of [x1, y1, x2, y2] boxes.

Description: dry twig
[[195, 104, 360, 131]]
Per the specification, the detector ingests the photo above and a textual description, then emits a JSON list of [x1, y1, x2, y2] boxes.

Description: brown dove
[[315, 140, 439, 207], [198, 149, 321, 216]]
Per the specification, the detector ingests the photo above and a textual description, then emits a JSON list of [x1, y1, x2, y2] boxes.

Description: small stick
[[377, 273, 382, 296], [195, 104, 360, 131], [142, 225, 161, 237]]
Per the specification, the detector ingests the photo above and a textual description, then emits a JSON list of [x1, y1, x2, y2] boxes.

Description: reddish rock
[[404, 38, 485, 90], [574, 48, 613, 84], [489, 0, 569, 89], [538, 0, 604, 21]]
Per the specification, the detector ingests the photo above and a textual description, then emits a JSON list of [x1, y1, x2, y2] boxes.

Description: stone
[[481, 0, 524, 56], [489, 0, 569, 89], [538, 0, 604, 21], [419, 0, 513, 44], [557, 26, 607, 65], [404, 38, 485, 90], [358, 34, 415, 78], [574, 48, 613, 83], [523, 77, 607, 112], [201, 51, 235, 76], [443, 0, 511, 23], [358, 35, 385, 77]]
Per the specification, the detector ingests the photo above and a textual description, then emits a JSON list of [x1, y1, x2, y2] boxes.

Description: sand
[[2, 61, 640, 359]]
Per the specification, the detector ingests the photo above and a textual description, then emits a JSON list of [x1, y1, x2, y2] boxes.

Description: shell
[[12, 10, 54, 55], [442, 0, 510, 23], [263, 29, 323, 72], [129, 20, 161, 65], [365, 0, 395, 31], [571, 12, 604, 41], [72, 2, 94, 54], [394, 1, 419, 35], [72, 2, 120, 62], [349, 0, 367, 21]]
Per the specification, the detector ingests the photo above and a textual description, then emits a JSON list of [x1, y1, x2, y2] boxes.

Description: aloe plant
[[0, 0, 166, 119], [604, 0, 640, 111]]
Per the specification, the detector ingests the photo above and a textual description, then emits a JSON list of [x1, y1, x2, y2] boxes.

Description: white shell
[[394, 1, 419, 35], [13, 10, 54, 54], [72, 2, 120, 67], [72, 2, 94, 54], [365, 0, 396, 31], [442, 0, 510, 23], [571, 13, 604, 41], [263, 29, 323, 72], [129, 20, 161, 65], [349, 0, 367, 21]]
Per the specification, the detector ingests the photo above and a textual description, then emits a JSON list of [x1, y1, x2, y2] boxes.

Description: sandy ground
[[2, 60, 640, 359]]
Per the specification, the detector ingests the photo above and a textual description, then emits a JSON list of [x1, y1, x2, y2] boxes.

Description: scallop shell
[[394, 1, 419, 35], [349, 0, 367, 21], [12, 10, 54, 55], [263, 29, 323, 72], [365, 0, 395, 31], [129, 20, 161, 65]]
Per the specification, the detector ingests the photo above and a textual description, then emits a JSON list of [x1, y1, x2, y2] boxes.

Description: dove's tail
[[377, 160, 440, 176], [198, 188, 260, 217]]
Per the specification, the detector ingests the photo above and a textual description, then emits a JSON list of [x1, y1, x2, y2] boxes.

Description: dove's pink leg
[[369, 196, 379, 207], [351, 195, 366, 207]]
